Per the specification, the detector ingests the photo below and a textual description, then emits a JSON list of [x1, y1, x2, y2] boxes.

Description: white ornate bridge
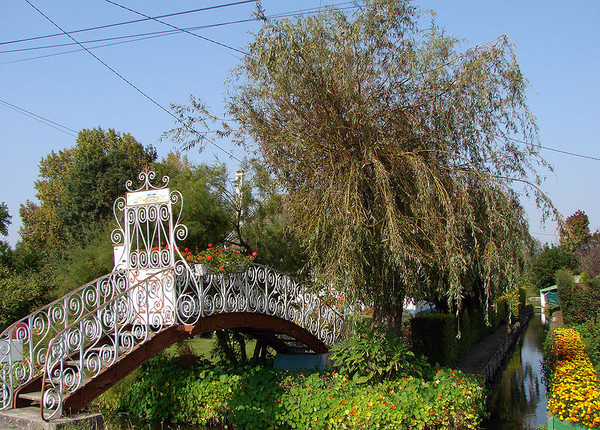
[[0, 171, 344, 420]]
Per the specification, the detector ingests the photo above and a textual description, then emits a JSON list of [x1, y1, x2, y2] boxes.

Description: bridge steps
[[0, 406, 103, 430], [18, 391, 42, 404]]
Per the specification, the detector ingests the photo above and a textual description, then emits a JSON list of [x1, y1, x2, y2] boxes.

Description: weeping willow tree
[[169, 0, 553, 330]]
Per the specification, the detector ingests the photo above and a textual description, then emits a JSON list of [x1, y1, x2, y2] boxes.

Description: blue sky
[[1, 0, 599, 247]]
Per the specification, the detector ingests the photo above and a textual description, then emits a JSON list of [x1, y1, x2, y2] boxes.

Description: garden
[[543, 248, 600, 429], [92, 323, 488, 429]]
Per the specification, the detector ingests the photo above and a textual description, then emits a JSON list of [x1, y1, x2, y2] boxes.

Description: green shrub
[[330, 321, 429, 383], [0, 266, 49, 326], [108, 354, 488, 429], [278, 369, 487, 430], [411, 313, 459, 366]]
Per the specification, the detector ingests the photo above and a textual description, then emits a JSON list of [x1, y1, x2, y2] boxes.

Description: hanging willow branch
[[169, 0, 556, 328]]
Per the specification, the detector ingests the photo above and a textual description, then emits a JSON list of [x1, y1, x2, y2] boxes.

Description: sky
[[1, 0, 599, 248]]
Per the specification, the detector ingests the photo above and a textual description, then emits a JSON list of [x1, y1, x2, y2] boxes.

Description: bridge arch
[[56, 310, 329, 416]]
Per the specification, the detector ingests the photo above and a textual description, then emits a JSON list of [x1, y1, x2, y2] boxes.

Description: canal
[[483, 310, 548, 429]]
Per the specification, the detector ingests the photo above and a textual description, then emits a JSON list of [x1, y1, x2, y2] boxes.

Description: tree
[[531, 245, 575, 290], [20, 128, 156, 253], [560, 210, 590, 250], [153, 152, 233, 249], [0, 202, 10, 237], [576, 231, 600, 277], [0, 266, 48, 326], [169, 0, 552, 329]]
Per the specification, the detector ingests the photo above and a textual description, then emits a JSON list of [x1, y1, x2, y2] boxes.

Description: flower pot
[[194, 263, 211, 276]]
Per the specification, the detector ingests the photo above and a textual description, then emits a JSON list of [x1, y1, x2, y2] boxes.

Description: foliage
[[546, 328, 600, 428], [330, 321, 429, 383], [170, 0, 552, 329], [20, 127, 156, 253], [50, 221, 115, 297], [103, 354, 487, 429], [411, 305, 508, 367], [560, 210, 591, 251], [411, 313, 461, 366], [235, 160, 308, 275], [556, 269, 600, 325], [155, 153, 233, 249], [182, 243, 256, 274], [532, 245, 575, 290], [571, 321, 600, 370], [576, 232, 600, 277], [0, 266, 49, 326], [0, 202, 10, 237]]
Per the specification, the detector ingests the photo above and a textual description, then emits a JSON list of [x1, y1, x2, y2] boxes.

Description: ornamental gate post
[[111, 170, 188, 327]]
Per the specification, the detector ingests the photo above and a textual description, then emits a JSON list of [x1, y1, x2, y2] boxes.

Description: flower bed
[[181, 243, 256, 274], [548, 328, 600, 428], [95, 355, 488, 429]]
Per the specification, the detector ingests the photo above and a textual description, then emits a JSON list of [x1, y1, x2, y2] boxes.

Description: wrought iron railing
[[40, 262, 344, 419], [0, 270, 130, 411]]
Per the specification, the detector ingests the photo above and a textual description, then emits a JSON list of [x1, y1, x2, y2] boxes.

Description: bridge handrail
[[40, 262, 345, 420], [0, 269, 130, 410], [200, 264, 345, 346], [41, 266, 179, 420]]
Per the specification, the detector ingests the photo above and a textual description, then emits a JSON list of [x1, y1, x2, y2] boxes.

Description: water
[[483, 311, 548, 430]]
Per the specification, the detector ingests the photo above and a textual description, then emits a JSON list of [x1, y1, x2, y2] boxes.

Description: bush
[[411, 313, 459, 366], [0, 266, 49, 326], [106, 355, 488, 429], [411, 302, 511, 367], [278, 369, 487, 429], [330, 321, 429, 383]]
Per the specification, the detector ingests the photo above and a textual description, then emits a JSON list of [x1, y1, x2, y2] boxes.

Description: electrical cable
[[24, 0, 242, 162], [1, 2, 359, 55], [501, 135, 600, 163], [1, 1, 258, 47], [1, 3, 361, 65], [0, 98, 78, 137], [104, 0, 247, 56]]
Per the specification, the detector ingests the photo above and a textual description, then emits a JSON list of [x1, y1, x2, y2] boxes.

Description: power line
[[104, 0, 247, 55], [24, 0, 242, 163], [500, 135, 600, 163], [1, 2, 359, 56], [1, 3, 360, 65], [540, 145, 600, 162], [0, 98, 77, 137], [1, 1, 258, 47], [0, 19, 255, 55]]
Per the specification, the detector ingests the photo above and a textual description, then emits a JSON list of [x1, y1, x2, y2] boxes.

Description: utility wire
[[1, 2, 358, 55], [1, 3, 360, 64], [0, 98, 77, 137], [0, 19, 255, 55], [502, 135, 600, 163], [24, 0, 241, 162], [104, 0, 247, 56], [1, 1, 258, 47]]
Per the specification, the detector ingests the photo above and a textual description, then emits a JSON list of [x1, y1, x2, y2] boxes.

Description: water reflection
[[483, 311, 547, 430]]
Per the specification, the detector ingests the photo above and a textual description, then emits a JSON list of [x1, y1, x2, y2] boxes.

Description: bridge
[[0, 170, 345, 421]]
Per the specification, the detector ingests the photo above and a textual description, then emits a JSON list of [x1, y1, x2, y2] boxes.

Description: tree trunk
[[372, 271, 406, 335]]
